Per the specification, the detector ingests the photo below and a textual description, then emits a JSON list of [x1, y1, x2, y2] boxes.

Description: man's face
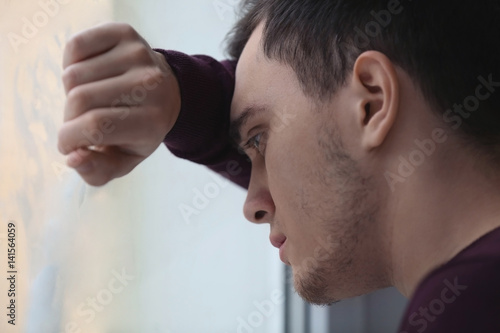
[[231, 24, 390, 304]]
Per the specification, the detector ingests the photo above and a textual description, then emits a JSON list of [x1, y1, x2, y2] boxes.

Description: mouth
[[270, 233, 289, 265], [270, 233, 286, 249]]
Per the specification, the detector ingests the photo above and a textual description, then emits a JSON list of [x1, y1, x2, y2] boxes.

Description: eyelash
[[244, 132, 267, 156]]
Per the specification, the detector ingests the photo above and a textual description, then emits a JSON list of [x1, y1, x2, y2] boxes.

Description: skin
[[58, 23, 180, 187], [59, 22, 500, 305], [230, 23, 500, 303], [230, 24, 390, 304]]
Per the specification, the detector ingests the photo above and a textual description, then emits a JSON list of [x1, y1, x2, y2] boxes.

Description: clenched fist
[[58, 22, 181, 186]]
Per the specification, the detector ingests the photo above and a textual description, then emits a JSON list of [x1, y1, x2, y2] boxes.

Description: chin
[[291, 261, 377, 306], [292, 263, 340, 306]]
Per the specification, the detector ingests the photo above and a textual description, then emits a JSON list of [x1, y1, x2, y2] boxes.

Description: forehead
[[230, 23, 303, 122]]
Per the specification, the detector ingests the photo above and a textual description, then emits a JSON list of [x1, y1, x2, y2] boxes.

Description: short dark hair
[[225, 0, 500, 153]]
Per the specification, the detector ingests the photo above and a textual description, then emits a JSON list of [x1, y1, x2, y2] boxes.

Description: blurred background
[[0, 1, 406, 332]]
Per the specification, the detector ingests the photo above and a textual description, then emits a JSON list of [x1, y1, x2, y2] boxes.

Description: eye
[[244, 132, 267, 156]]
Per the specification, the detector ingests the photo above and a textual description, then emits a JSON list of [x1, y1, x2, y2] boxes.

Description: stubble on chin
[[290, 121, 383, 305]]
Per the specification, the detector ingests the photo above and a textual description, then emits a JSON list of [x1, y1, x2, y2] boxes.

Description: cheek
[[266, 132, 306, 206], [266, 127, 327, 235], [269, 125, 325, 196]]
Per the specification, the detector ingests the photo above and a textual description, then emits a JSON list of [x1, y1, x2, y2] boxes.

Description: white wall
[[0, 0, 283, 332]]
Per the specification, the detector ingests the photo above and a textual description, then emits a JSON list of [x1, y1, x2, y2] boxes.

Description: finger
[[62, 40, 153, 94], [62, 44, 127, 94], [63, 22, 138, 69], [66, 146, 143, 187], [58, 106, 161, 155], [63, 68, 158, 122]]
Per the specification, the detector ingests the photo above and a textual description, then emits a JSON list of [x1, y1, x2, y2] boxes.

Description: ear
[[351, 51, 400, 151]]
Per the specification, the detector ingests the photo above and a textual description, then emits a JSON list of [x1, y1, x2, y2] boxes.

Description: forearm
[[154, 49, 250, 189]]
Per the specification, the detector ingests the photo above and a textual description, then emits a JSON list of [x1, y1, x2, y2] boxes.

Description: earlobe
[[352, 51, 400, 151]]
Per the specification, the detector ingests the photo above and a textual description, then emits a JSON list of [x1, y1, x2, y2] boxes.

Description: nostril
[[255, 210, 267, 220]]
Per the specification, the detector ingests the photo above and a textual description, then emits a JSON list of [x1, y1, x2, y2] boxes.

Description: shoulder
[[398, 244, 500, 332]]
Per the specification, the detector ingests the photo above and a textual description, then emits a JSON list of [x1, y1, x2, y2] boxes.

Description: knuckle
[[67, 87, 89, 113], [57, 130, 69, 154], [57, 127, 66, 145], [131, 43, 151, 63], [62, 65, 79, 90], [100, 21, 118, 30], [118, 23, 138, 39], [66, 34, 85, 60], [57, 125, 77, 155], [85, 111, 101, 130], [146, 67, 164, 84]]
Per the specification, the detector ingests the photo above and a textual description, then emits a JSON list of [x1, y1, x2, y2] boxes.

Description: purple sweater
[[155, 49, 500, 332], [155, 49, 250, 189]]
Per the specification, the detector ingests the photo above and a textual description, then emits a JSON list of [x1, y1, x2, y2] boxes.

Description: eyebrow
[[229, 105, 269, 146]]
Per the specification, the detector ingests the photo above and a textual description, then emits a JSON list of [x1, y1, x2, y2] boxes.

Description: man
[[57, 0, 500, 331]]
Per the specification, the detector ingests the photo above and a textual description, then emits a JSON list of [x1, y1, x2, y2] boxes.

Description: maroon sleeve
[[153, 49, 250, 189], [397, 229, 500, 333]]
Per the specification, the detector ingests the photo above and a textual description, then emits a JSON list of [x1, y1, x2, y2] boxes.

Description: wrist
[[154, 50, 181, 136]]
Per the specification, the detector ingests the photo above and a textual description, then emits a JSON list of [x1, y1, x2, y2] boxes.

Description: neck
[[387, 149, 500, 297]]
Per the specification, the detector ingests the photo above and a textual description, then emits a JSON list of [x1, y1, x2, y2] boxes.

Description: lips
[[269, 233, 287, 249], [270, 233, 289, 265]]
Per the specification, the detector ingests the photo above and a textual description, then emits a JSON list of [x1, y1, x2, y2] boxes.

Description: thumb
[[67, 147, 144, 186]]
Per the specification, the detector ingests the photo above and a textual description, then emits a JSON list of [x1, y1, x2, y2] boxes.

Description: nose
[[243, 164, 275, 224]]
